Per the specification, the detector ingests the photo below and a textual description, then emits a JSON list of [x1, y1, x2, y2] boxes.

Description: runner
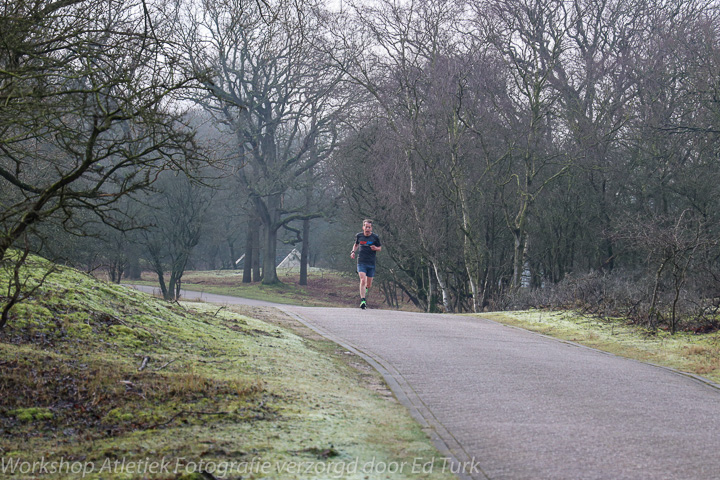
[[350, 219, 382, 309]]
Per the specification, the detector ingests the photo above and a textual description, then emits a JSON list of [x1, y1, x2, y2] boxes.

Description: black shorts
[[357, 263, 376, 277]]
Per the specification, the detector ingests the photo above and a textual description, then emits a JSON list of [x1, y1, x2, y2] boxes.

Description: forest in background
[[3, 0, 720, 333]]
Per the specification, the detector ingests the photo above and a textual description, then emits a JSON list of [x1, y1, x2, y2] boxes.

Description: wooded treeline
[[2, 0, 720, 332], [332, 0, 720, 332]]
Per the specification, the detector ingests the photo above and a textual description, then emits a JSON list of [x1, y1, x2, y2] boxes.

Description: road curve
[[127, 286, 720, 480]]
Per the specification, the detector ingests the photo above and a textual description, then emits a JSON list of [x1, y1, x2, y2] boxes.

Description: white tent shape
[[277, 248, 301, 269]]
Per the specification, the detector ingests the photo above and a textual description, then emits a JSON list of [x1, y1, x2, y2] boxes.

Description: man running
[[350, 219, 382, 309]]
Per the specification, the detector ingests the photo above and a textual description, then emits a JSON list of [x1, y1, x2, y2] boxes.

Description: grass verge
[[480, 310, 720, 385], [1, 257, 454, 479]]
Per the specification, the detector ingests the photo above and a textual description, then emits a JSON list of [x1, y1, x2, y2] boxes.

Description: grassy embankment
[[0, 257, 455, 480], [482, 310, 720, 385]]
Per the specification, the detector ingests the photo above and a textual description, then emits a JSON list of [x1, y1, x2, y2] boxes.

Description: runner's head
[[362, 219, 373, 236]]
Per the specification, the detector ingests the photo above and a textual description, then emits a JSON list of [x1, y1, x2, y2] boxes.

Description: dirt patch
[[284, 274, 360, 306], [337, 349, 397, 401], [0, 351, 268, 445]]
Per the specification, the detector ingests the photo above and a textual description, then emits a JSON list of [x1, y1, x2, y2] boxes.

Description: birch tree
[[473, 0, 572, 289], [333, 0, 474, 310]]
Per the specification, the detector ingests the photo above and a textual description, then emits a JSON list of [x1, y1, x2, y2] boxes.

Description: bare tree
[[473, 0, 573, 290], [179, 0, 348, 284], [333, 0, 477, 310], [0, 0, 203, 326], [615, 211, 709, 334], [330, 0, 720, 317], [140, 171, 214, 300], [547, 0, 643, 272]]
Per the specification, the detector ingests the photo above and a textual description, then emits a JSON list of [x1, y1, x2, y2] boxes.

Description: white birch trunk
[[433, 262, 451, 312]]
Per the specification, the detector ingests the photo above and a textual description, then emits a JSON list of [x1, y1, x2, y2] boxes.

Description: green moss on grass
[[108, 324, 153, 347], [11, 304, 54, 327], [103, 408, 135, 423], [10, 407, 54, 422]]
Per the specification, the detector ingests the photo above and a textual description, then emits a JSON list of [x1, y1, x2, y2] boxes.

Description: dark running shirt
[[355, 232, 382, 265]]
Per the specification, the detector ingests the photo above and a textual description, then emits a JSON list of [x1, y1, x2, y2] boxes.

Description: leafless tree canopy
[[0, 0, 204, 324], [178, 0, 351, 284], [0, 0, 203, 260]]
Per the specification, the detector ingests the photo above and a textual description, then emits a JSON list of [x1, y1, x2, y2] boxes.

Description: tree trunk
[[433, 262, 452, 312], [243, 217, 254, 283], [427, 265, 433, 313], [512, 229, 523, 289], [300, 217, 310, 286], [156, 270, 168, 300], [228, 239, 237, 270], [168, 254, 189, 301], [252, 223, 262, 282], [0, 246, 32, 329], [168, 273, 178, 301], [262, 225, 279, 284], [111, 260, 125, 284], [458, 183, 479, 312], [148, 248, 169, 300], [467, 273, 479, 313], [168, 268, 181, 301], [481, 269, 491, 310], [300, 159, 314, 286]]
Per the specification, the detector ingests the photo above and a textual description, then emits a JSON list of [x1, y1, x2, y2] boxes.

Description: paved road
[[278, 306, 720, 480], [128, 286, 720, 480]]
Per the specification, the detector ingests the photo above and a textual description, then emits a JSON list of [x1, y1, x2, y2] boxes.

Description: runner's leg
[[358, 272, 367, 298]]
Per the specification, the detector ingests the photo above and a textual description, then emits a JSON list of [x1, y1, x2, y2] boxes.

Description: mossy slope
[[1, 258, 453, 479]]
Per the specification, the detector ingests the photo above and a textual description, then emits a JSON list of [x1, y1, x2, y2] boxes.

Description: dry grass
[[0, 348, 267, 443]]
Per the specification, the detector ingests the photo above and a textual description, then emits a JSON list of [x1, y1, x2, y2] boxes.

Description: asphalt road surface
[[128, 286, 720, 480]]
